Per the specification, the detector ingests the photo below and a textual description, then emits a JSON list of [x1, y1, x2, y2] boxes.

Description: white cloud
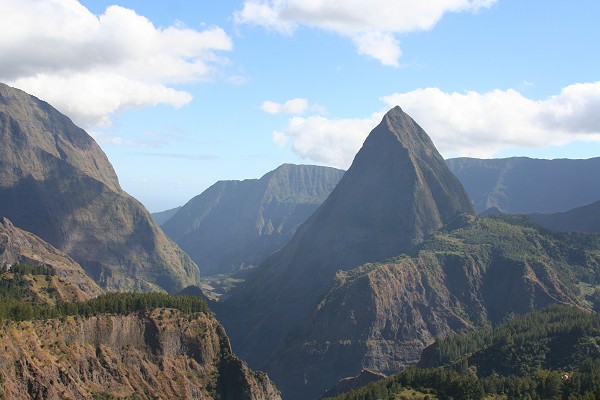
[[352, 31, 401, 67], [0, 0, 233, 129], [273, 82, 600, 167], [273, 113, 383, 167], [261, 98, 310, 114], [234, 0, 496, 65], [383, 82, 600, 157]]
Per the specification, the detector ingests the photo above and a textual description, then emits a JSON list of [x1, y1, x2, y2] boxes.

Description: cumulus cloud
[[273, 82, 600, 168], [383, 82, 600, 157], [273, 113, 383, 167], [0, 0, 233, 128], [234, 0, 496, 65], [261, 98, 311, 114]]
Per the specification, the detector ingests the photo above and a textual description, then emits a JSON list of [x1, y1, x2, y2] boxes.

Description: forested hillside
[[326, 306, 600, 400]]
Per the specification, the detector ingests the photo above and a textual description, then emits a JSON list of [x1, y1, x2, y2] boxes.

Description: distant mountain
[[151, 206, 182, 226], [0, 83, 200, 292], [0, 293, 281, 400], [528, 200, 600, 234], [0, 216, 103, 301], [218, 106, 477, 399], [446, 156, 600, 214], [162, 164, 344, 276]]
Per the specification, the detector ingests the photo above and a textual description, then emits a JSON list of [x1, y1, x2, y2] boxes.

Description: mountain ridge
[[162, 163, 344, 276], [446, 156, 600, 214]]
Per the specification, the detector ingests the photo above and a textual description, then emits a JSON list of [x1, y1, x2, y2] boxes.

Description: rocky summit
[[218, 106, 477, 398], [0, 83, 200, 292]]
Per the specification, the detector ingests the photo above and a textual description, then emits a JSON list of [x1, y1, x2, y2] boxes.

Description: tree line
[[0, 291, 210, 322]]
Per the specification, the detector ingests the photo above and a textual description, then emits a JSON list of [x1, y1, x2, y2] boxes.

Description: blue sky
[[2, 0, 599, 211]]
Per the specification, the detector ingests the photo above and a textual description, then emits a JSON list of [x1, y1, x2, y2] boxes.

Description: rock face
[[218, 106, 476, 398], [446, 156, 600, 214], [162, 164, 344, 276], [0, 216, 103, 299], [0, 309, 281, 400], [0, 83, 200, 292], [528, 200, 600, 234]]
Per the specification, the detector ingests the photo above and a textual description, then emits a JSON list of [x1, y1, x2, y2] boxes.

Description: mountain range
[[3, 81, 600, 400], [446, 156, 600, 214]]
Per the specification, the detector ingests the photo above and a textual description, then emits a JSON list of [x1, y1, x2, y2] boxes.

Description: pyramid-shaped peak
[[367, 105, 440, 162], [220, 106, 476, 382]]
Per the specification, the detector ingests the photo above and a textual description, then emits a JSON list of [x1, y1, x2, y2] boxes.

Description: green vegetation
[[423, 216, 600, 307], [1, 262, 56, 276], [0, 262, 57, 300], [0, 291, 210, 322], [325, 306, 600, 400]]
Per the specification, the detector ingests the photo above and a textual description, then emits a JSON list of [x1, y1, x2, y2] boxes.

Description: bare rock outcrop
[[0, 309, 281, 400]]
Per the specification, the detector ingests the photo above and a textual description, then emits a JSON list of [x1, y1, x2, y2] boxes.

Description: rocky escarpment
[[0, 82, 200, 292], [162, 164, 344, 276], [0, 308, 281, 400], [446, 156, 600, 214], [0, 216, 103, 299]]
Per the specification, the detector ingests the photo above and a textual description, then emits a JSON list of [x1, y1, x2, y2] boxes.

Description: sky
[[1, 0, 600, 212]]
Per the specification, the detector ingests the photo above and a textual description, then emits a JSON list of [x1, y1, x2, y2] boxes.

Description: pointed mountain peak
[[220, 108, 476, 374], [366, 105, 440, 164]]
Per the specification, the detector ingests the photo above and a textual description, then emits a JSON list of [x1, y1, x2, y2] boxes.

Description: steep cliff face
[[446, 156, 600, 214], [0, 83, 200, 292], [218, 106, 476, 397], [0, 309, 281, 400], [162, 164, 345, 276], [0, 216, 103, 299], [265, 216, 588, 399]]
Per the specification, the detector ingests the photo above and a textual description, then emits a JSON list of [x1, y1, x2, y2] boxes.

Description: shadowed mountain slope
[[162, 164, 344, 276], [446, 157, 600, 214], [0, 83, 200, 292], [528, 200, 600, 234]]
